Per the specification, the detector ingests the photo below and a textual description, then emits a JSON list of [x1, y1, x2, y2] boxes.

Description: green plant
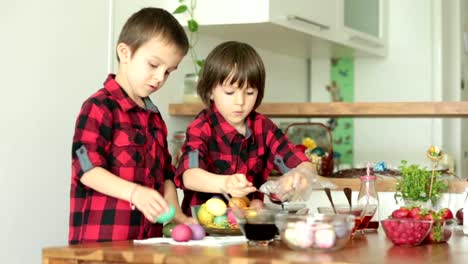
[[394, 160, 448, 205], [173, 0, 205, 76]]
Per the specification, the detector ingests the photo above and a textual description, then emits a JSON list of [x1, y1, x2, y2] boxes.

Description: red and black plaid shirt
[[69, 74, 174, 244], [174, 104, 309, 215]]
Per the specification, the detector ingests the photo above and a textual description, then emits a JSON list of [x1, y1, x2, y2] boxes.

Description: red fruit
[[409, 207, 422, 219], [382, 219, 432, 246], [439, 208, 454, 220], [295, 144, 307, 153], [391, 207, 410, 218], [456, 208, 463, 225]]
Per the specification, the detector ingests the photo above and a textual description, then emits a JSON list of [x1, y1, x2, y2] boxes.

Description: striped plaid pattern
[[69, 74, 173, 244], [174, 104, 309, 215]]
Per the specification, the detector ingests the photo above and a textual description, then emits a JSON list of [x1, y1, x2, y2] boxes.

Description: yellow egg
[[205, 198, 227, 216], [197, 204, 214, 225]]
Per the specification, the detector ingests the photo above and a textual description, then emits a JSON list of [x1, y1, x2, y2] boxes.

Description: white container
[[463, 187, 468, 235]]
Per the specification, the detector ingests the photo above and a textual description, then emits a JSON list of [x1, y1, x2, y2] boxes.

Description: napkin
[[134, 236, 247, 246]]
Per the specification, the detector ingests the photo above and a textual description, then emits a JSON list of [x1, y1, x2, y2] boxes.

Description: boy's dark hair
[[197, 41, 265, 109], [116, 7, 189, 62]]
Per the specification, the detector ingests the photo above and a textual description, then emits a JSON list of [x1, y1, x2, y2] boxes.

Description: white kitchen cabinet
[[170, 0, 386, 58], [337, 0, 388, 56]]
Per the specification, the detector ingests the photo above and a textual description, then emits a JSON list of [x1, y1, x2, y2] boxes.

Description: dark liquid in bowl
[[240, 223, 278, 241]]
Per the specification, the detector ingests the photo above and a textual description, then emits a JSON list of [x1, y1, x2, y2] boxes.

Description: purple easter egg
[[189, 224, 206, 240]]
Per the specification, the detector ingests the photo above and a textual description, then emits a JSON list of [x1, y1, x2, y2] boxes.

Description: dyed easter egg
[[213, 215, 229, 228], [171, 224, 192, 242], [162, 222, 177, 238], [315, 227, 336, 249], [197, 204, 214, 225], [156, 204, 176, 223], [227, 209, 237, 225], [205, 198, 227, 216], [189, 224, 206, 240]]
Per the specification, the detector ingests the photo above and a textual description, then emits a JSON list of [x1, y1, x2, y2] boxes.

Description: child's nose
[[152, 68, 165, 82], [234, 91, 244, 105]]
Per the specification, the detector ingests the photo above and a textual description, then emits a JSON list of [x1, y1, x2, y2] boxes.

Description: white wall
[[1, 1, 465, 263], [0, 0, 109, 263]]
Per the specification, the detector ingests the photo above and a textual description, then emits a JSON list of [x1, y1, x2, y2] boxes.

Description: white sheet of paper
[[134, 236, 247, 246]]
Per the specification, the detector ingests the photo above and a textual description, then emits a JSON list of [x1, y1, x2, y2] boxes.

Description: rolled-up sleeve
[[71, 101, 111, 179], [174, 125, 209, 188]]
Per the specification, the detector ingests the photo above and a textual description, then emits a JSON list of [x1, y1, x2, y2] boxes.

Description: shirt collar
[[103, 74, 159, 113], [208, 103, 254, 143]]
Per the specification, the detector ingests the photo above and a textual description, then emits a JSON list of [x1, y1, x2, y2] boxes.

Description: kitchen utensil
[[324, 187, 337, 214], [258, 191, 282, 204], [343, 187, 352, 210]]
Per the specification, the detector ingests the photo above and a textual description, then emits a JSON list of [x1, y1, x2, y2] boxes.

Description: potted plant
[[394, 160, 448, 209], [173, 0, 204, 76]]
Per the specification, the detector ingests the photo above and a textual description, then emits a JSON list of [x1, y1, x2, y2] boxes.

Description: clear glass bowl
[[276, 213, 355, 251], [381, 218, 433, 246], [317, 204, 377, 235], [232, 207, 282, 246]]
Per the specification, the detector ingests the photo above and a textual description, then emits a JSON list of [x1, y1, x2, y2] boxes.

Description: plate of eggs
[[191, 196, 264, 236]]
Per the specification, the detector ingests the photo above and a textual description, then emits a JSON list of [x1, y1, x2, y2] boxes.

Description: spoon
[[219, 189, 246, 221], [343, 187, 352, 211], [324, 187, 337, 214], [262, 192, 282, 204]]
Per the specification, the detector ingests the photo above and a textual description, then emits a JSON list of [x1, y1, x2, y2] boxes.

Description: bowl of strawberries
[[382, 206, 455, 246]]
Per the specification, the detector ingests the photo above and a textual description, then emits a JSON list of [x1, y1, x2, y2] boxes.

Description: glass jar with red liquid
[[357, 165, 379, 233]]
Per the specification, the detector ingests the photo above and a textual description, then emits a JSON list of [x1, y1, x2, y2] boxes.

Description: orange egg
[[229, 197, 249, 208]]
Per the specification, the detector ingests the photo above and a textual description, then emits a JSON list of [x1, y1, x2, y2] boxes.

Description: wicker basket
[[284, 122, 334, 177]]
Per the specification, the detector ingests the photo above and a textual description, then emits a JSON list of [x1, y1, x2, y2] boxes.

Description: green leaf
[[196, 60, 205, 67], [173, 5, 188, 14], [187, 19, 199, 32]]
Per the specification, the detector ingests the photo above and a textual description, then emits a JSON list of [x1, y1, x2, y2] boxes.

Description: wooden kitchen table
[[43, 229, 468, 264]]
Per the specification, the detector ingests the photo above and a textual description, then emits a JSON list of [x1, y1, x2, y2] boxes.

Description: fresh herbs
[[394, 160, 448, 205]]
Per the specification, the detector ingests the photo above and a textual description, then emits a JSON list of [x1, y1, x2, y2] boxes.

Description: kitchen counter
[[43, 229, 468, 264]]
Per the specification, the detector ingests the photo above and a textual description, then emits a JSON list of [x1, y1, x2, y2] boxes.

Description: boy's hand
[[175, 215, 198, 225], [131, 185, 169, 223], [224, 173, 257, 197], [278, 169, 311, 201]]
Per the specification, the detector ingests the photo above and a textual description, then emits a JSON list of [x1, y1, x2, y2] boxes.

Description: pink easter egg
[[171, 224, 192, 242], [227, 209, 237, 225]]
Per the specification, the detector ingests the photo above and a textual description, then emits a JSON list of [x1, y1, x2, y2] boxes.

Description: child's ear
[[116, 43, 131, 63]]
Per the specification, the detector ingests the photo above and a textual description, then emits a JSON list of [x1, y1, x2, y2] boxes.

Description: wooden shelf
[[327, 177, 467, 193], [169, 101, 468, 117], [268, 176, 467, 193]]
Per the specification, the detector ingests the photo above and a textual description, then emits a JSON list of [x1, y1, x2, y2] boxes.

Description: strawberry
[[439, 208, 454, 220], [408, 207, 422, 219], [391, 207, 410, 218]]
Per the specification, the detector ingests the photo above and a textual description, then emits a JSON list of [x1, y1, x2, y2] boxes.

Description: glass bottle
[[170, 131, 186, 166], [183, 73, 201, 103], [357, 165, 379, 231]]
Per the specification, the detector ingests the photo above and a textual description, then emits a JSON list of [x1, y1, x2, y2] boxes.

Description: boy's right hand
[[131, 185, 169, 223], [224, 173, 257, 198]]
